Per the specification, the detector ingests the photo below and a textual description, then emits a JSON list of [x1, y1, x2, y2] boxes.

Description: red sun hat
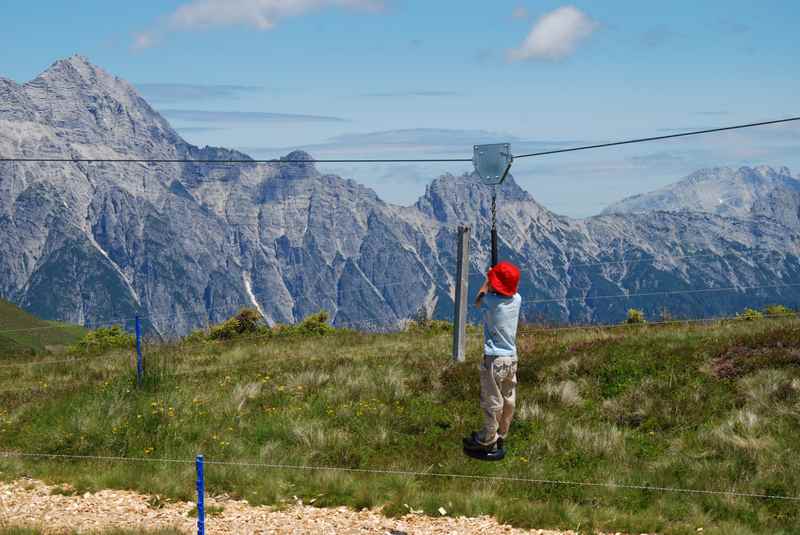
[[487, 261, 521, 297]]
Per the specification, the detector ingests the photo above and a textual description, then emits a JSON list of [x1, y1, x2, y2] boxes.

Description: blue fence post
[[135, 315, 143, 387], [196, 454, 205, 535]]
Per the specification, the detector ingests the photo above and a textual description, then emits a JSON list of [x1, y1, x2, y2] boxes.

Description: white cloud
[[168, 0, 384, 30], [509, 5, 597, 61], [512, 6, 528, 20], [133, 0, 384, 48]]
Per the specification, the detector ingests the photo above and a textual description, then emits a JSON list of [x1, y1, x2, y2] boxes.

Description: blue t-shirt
[[480, 292, 522, 358]]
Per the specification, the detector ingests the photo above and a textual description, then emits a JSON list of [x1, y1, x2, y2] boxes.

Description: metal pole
[[452, 226, 470, 363], [135, 315, 143, 387], [196, 454, 205, 535], [491, 188, 498, 267]]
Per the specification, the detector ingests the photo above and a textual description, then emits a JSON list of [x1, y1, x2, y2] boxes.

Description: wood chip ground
[[0, 478, 643, 534]]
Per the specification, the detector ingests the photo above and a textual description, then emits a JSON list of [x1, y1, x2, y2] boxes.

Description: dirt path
[[0, 478, 608, 534]]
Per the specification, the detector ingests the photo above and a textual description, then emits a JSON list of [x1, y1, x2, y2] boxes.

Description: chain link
[[491, 186, 497, 232]]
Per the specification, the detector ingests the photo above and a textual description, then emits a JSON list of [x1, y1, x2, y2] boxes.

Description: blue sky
[[1, 0, 799, 216]]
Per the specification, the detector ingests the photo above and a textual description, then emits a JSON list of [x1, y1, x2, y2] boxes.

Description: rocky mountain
[[2, 56, 800, 335], [603, 166, 800, 229]]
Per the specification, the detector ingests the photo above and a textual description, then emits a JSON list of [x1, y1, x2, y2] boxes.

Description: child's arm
[[474, 278, 490, 308]]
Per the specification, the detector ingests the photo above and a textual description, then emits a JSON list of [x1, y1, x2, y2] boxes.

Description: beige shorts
[[477, 355, 517, 444]]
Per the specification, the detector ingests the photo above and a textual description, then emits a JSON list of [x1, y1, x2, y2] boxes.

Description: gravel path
[[0, 478, 623, 534]]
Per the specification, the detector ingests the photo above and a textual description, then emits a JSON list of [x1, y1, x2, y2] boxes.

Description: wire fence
[[2, 278, 799, 368], [1, 309, 797, 398], [1, 450, 799, 502]]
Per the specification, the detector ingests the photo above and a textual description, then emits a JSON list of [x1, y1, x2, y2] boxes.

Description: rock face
[[603, 166, 800, 229], [2, 56, 800, 335]]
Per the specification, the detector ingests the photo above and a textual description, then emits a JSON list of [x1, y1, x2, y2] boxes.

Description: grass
[[2, 316, 800, 534], [0, 299, 86, 357]]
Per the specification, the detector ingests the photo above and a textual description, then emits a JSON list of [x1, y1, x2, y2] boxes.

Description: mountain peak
[[415, 171, 548, 225], [16, 56, 182, 154], [37, 55, 109, 84], [278, 150, 320, 180], [750, 164, 793, 179], [603, 164, 800, 228], [26, 55, 139, 105], [60, 54, 96, 69]]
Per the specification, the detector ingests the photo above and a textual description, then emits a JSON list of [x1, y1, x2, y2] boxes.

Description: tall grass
[[1, 317, 800, 534]]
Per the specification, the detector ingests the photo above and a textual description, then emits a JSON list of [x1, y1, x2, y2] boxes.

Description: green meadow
[[2, 311, 800, 534]]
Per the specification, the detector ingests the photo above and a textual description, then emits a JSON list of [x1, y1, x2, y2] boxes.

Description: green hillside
[[0, 299, 86, 357], [1, 314, 800, 534]]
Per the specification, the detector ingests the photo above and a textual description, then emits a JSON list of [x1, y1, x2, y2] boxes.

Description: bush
[[625, 309, 647, 325], [406, 306, 453, 334], [406, 318, 453, 334], [208, 308, 264, 340], [737, 308, 764, 321], [182, 329, 209, 345], [277, 311, 335, 337], [69, 326, 135, 355], [763, 304, 795, 318], [201, 309, 336, 343]]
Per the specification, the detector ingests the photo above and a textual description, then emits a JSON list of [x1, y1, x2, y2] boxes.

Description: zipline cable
[[1, 117, 798, 164], [513, 117, 800, 159], [0, 156, 472, 164]]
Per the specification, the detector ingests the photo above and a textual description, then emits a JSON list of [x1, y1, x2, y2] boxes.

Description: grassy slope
[[0, 299, 86, 357], [1, 319, 800, 534]]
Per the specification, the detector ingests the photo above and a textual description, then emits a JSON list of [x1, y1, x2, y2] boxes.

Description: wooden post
[[452, 226, 470, 362]]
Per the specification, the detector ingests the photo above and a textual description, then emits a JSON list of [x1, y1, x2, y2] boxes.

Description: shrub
[[625, 309, 646, 325], [208, 308, 264, 340], [182, 329, 208, 345], [406, 318, 453, 334], [763, 304, 795, 318], [737, 308, 764, 321], [69, 326, 134, 355], [406, 306, 453, 334], [277, 311, 335, 337]]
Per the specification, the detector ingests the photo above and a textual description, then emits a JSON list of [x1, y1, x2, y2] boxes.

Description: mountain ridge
[[2, 57, 800, 334], [602, 165, 800, 230]]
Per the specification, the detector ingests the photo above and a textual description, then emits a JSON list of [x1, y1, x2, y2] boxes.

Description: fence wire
[[1, 450, 798, 502]]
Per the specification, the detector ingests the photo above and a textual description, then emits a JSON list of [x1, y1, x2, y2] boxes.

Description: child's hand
[[474, 278, 490, 307]]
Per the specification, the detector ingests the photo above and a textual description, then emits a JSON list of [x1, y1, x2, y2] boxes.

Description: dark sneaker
[[462, 432, 498, 452], [496, 436, 505, 450]]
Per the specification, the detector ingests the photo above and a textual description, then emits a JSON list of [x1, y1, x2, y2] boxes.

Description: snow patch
[[243, 271, 267, 320], [84, 227, 141, 307], [424, 283, 438, 318]]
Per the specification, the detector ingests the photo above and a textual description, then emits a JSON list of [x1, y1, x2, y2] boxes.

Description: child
[[463, 261, 522, 454]]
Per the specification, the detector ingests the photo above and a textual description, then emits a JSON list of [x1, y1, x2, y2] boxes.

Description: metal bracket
[[473, 143, 514, 186]]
